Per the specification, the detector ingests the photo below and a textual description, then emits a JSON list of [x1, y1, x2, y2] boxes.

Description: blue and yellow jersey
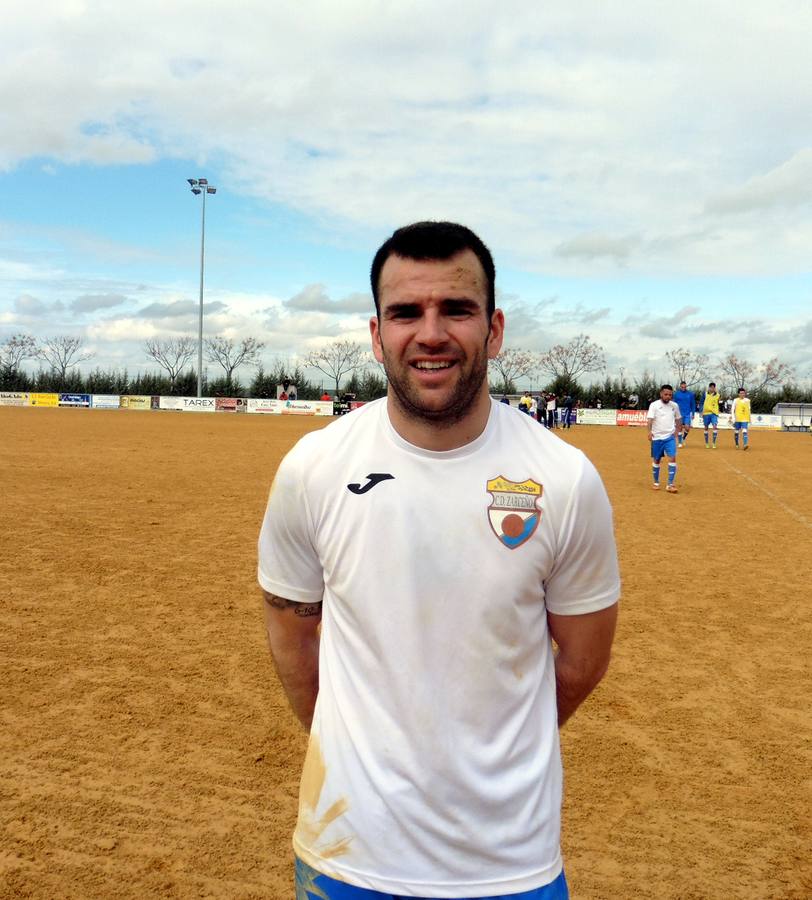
[[701, 392, 720, 415], [732, 397, 751, 422]]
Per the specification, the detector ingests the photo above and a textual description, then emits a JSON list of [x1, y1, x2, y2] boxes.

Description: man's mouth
[[413, 360, 454, 370]]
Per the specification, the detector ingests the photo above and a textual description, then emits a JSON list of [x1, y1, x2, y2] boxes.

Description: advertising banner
[[576, 408, 617, 426], [158, 396, 216, 412], [279, 399, 334, 416], [119, 395, 151, 410], [246, 397, 279, 415], [215, 397, 246, 412], [751, 414, 782, 429], [29, 393, 59, 407], [0, 391, 28, 406], [59, 393, 91, 407], [91, 394, 121, 409], [616, 410, 648, 427]]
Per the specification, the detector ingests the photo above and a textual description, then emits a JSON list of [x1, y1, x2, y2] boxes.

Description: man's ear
[[487, 309, 505, 359], [369, 316, 384, 364]]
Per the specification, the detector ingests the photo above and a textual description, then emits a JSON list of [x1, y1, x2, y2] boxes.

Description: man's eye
[[446, 306, 474, 317], [390, 308, 419, 319]]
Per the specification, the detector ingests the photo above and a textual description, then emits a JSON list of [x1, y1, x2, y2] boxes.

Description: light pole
[[187, 177, 217, 397]]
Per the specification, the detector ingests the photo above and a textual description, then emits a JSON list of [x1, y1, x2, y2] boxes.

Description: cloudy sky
[[1, 0, 811, 388]]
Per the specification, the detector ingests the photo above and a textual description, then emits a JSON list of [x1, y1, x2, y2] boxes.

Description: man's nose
[[415, 309, 448, 345]]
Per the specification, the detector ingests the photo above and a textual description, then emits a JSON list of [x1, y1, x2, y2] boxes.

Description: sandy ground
[[1, 407, 809, 899]]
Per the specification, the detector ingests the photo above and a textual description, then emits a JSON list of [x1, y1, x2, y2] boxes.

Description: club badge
[[486, 476, 542, 549]]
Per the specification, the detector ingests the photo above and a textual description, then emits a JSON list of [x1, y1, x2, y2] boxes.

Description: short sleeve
[[544, 457, 621, 615], [257, 449, 325, 603]]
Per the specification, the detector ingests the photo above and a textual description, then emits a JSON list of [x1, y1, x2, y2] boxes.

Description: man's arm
[[547, 603, 618, 727], [263, 591, 321, 731]]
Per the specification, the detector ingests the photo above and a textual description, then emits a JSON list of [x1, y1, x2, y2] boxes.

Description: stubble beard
[[380, 340, 490, 428]]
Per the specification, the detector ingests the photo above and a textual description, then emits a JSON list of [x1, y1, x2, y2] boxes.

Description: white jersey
[[647, 399, 681, 439], [258, 398, 620, 897]]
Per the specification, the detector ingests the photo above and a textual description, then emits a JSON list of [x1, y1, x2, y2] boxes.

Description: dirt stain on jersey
[[298, 734, 353, 859]]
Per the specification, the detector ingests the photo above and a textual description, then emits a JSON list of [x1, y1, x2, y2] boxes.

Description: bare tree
[[144, 337, 196, 389], [205, 336, 264, 384], [304, 340, 368, 394], [0, 333, 38, 372], [37, 336, 94, 382], [665, 348, 709, 387], [538, 334, 605, 383], [719, 353, 794, 392], [489, 348, 537, 393]]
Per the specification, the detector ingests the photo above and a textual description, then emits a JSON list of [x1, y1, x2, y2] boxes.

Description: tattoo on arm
[[265, 593, 322, 617], [294, 604, 322, 618]]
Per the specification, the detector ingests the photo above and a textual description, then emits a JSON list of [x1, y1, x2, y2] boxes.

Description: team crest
[[486, 476, 543, 549]]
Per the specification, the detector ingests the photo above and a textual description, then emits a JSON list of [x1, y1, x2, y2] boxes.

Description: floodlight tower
[[187, 177, 217, 397]]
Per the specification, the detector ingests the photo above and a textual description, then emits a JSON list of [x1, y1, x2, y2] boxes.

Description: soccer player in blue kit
[[673, 381, 696, 447]]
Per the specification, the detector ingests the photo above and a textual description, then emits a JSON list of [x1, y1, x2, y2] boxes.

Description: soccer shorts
[[295, 858, 570, 899], [703, 414, 718, 428], [733, 421, 749, 430], [651, 436, 677, 461]]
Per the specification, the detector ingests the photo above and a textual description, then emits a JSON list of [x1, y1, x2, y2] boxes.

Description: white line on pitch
[[722, 458, 812, 531]]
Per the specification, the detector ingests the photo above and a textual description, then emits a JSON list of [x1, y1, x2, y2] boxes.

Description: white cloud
[[72, 293, 127, 313], [284, 284, 372, 314], [705, 148, 812, 215], [1, 1, 810, 279]]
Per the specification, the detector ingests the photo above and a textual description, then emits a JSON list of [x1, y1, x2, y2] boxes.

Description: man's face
[[370, 250, 504, 424], [739, 390, 746, 398], [680, 382, 687, 391], [660, 388, 673, 403], [709, 386, 717, 395]]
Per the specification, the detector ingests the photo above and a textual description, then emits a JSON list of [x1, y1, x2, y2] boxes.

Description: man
[[518, 391, 533, 414], [673, 381, 696, 447], [546, 391, 557, 429], [731, 387, 751, 450], [258, 221, 620, 900], [700, 381, 721, 449], [563, 394, 575, 429], [646, 384, 682, 493]]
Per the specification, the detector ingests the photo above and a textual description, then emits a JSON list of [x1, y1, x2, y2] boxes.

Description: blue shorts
[[295, 858, 569, 899], [651, 436, 677, 461], [703, 414, 718, 428], [733, 421, 749, 430]]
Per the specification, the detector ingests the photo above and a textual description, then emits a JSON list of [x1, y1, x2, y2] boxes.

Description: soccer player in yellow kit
[[700, 381, 720, 449], [731, 387, 751, 450]]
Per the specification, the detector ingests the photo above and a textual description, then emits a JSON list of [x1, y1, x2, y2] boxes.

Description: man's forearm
[[264, 595, 321, 730], [554, 649, 610, 728]]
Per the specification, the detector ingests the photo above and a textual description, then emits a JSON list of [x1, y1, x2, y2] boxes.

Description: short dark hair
[[709, 381, 716, 388], [679, 380, 687, 386], [738, 386, 746, 392], [661, 384, 673, 392], [370, 221, 495, 318]]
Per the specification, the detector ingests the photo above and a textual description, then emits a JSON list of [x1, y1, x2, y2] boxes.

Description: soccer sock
[[734, 432, 739, 446], [668, 463, 676, 485], [652, 463, 660, 484], [743, 431, 748, 447], [704, 431, 709, 445], [713, 431, 718, 445]]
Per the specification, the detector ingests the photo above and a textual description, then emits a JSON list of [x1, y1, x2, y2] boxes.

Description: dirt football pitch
[[1, 407, 809, 900]]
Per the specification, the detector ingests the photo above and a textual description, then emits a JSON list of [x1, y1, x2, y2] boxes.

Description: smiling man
[[258, 222, 620, 900]]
